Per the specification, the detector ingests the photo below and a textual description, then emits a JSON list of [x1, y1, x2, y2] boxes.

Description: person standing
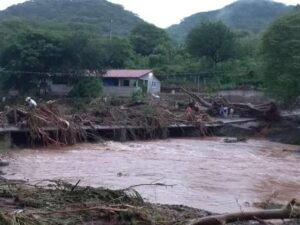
[[25, 97, 37, 109]]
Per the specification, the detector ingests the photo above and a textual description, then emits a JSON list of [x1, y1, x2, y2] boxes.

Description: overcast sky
[[0, 0, 299, 28]]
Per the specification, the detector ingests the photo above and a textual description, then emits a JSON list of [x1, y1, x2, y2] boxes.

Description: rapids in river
[[2, 138, 300, 213]]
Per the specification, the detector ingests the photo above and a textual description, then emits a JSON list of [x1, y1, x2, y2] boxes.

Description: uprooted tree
[[180, 87, 280, 121]]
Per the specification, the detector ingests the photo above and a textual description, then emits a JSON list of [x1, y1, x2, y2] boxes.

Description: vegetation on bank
[[261, 8, 300, 102], [0, 0, 299, 103]]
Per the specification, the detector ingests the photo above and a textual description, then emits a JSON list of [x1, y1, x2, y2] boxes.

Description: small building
[[102, 69, 161, 96], [47, 69, 161, 96]]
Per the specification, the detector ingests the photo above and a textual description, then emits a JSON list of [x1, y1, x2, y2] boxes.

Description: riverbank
[[1, 178, 300, 225], [0, 178, 211, 225]]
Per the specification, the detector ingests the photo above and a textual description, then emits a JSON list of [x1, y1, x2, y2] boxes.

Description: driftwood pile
[[0, 98, 212, 146], [3, 102, 86, 146], [181, 88, 281, 121], [71, 99, 212, 138]]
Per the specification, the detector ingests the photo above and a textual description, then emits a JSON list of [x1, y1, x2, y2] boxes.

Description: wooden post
[[119, 128, 127, 142], [161, 128, 169, 139], [14, 109, 17, 124], [1, 132, 12, 149]]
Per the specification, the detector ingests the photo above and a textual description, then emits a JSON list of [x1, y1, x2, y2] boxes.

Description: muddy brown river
[[2, 138, 300, 213]]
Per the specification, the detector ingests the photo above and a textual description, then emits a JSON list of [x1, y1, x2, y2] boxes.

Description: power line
[[0, 69, 103, 77]]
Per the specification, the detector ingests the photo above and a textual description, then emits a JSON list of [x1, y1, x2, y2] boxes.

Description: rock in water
[[0, 161, 9, 167]]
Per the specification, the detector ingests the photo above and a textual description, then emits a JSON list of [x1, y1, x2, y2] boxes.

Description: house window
[[103, 78, 118, 86], [152, 81, 156, 87], [138, 80, 144, 87], [121, 80, 130, 87]]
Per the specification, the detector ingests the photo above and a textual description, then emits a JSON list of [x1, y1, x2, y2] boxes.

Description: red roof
[[103, 70, 152, 78]]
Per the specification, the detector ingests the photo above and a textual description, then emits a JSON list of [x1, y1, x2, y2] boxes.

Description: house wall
[[140, 73, 161, 94], [103, 86, 140, 96], [49, 82, 72, 96]]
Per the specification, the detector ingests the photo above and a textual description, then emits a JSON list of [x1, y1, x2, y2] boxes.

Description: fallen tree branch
[[121, 183, 175, 191], [180, 88, 212, 108], [187, 199, 300, 225]]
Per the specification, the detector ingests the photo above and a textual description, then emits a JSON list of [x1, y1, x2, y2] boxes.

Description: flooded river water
[[2, 138, 300, 213]]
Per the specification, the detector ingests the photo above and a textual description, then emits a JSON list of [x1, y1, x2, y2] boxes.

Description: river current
[[2, 138, 300, 213]]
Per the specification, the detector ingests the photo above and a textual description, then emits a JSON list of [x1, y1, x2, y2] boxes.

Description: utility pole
[[109, 19, 113, 40]]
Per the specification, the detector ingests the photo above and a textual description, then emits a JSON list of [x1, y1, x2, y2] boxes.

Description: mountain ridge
[[0, 0, 145, 37], [167, 0, 294, 42]]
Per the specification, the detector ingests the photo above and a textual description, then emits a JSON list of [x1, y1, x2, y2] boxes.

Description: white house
[[101, 69, 161, 96], [48, 69, 161, 96]]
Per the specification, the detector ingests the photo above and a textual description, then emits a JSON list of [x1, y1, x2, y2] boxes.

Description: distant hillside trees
[[167, 0, 293, 42], [130, 23, 171, 56], [0, 0, 144, 37], [261, 8, 300, 102], [186, 22, 236, 64]]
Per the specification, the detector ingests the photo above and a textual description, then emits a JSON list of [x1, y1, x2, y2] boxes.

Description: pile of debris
[[3, 102, 86, 146], [181, 88, 281, 121], [0, 179, 210, 225], [0, 97, 213, 146], [0, 179, 299, 225], [75, 100, 210, 125]]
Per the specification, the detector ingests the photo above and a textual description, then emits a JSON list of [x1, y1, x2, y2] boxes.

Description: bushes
[[70, 77, 102, 98], [131, 89, 144, 102]]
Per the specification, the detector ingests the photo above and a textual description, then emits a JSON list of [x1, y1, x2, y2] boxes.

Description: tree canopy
[[186, 22, 237, 64], [130, 23, 171, 56], [0, 30, 133, 93], [261, 8, 300, 102]]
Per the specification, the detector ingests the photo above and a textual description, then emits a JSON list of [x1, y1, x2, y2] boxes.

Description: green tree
[[0, 31, 107, 93], [186, 22, 236, 64], [0, 31, 65, 93], [130, 23, 171, 56], [261, 9, 300, 102], [62, 33, 103, 70], [98, 37, 132, 68]]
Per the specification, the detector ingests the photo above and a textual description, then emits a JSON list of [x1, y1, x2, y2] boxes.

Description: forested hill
[[0, 0, 145, 37], [167, 0, 294, 42]]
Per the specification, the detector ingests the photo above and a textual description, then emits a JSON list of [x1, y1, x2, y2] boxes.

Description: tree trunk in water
[[187, 200, 300, 225]]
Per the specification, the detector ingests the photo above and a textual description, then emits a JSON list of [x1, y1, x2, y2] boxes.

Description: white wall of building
[[140, 73, 161, 94]]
